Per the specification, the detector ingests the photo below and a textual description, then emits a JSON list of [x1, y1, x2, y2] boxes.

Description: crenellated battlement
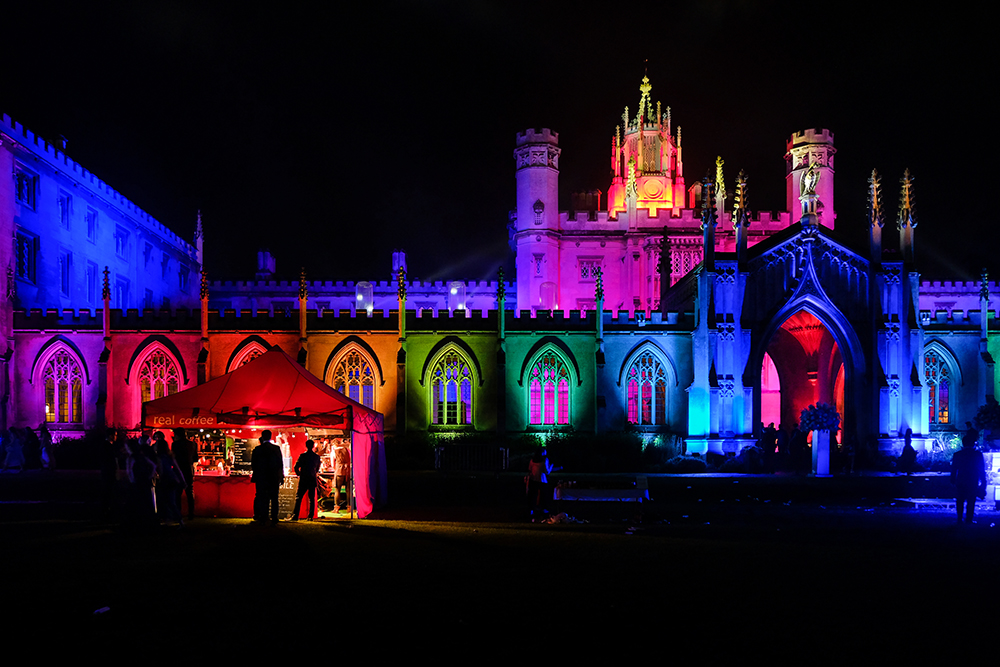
[[515, 128, 559, 146], [1, 113, 195, 253], [787, 128, 835, 148], [12, 306, 695, 332]]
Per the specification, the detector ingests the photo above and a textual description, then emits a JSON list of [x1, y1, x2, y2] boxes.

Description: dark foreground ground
[[1, 469, 995, 660]]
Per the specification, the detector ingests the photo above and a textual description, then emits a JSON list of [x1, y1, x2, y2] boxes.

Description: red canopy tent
[[142, 347, 387, 518]]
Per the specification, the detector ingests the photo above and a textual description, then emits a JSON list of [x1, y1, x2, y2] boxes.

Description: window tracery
[[625, 351, 667, 425], [138, 350, 180, 403], [925, 349, 952, 425], [331, 349, 376, 409], [430, 350, 472, 425]]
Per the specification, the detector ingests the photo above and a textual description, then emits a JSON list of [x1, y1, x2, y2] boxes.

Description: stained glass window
[[139, 350, 180, 403], [431, 351, 472, 425], [331, 349, 376, 409], [626, 352, 667, 425], [925, 349, 951, 425], [42, 350, 83, 424]]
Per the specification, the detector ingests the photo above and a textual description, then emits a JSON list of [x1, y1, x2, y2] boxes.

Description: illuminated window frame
[[137, 348, 181, 405], [428, 348, 474, 427], [229, 343, 268, 372], [327, 347, 377, 410], [527, 349, 571, 426], [925, 347, 955, 426], [625, 351, 668, 426]]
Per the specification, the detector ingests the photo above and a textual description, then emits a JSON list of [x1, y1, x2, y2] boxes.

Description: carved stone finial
[[397, 266, 407, 302], [102, 266, 110, 300], [867, 169, 885, 229], [622, 106, 629, 130], [194, 210, 203, 240], [298, 267, 307, 300], [496, 267, 506, 303], [676, 125, 681, 147], [981, 268, 989, 301], [200, 270, 209, 300], [733, 170, 750, 229], [715, 156, 726, 203], [595, 267, 605, 303], [626, 157, 637, 197], [897, 168, 917, 229]]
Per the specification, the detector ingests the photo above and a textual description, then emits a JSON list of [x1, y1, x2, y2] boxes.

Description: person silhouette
[[251, 430, 284, 524], [952, 428, 987, 524], [291, 439, 321, 521]]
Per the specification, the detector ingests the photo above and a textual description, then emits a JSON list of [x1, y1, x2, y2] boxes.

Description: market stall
[[141, 347, 387, 518]]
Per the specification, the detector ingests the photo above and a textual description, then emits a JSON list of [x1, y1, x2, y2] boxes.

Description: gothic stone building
[[2, 78, 993, 455]]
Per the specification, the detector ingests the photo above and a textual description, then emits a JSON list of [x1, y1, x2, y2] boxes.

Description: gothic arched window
[[430, 350, 473, 425], [528, 351, 570, 425], [138, 350, 180, 403], [925, 349, 952, 425], [43, 350, 83, 424], [232, 345, 265, 370], [625, 351, 667, 425], [331, 349, 376, 409]]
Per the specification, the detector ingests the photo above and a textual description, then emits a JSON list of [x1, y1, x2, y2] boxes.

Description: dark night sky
[[5, 1, 993, 284]]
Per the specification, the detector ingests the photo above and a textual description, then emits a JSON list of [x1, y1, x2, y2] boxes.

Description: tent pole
[[349, 406, 355, 519]]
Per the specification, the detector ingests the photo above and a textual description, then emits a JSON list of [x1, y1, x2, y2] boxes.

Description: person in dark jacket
[[251, 430, 284, 524], [171, 427, 197, 520], [291, 439, 322, 521], [952, 431, 988, 524]]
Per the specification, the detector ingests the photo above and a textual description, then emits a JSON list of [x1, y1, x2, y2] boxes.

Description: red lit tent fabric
[[142, 347, 387, 518]]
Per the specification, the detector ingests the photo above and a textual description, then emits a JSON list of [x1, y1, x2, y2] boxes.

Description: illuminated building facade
[[2, 79, 995, 456]]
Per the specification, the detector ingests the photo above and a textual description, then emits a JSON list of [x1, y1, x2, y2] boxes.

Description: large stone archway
[[762, 310, 845, 441]]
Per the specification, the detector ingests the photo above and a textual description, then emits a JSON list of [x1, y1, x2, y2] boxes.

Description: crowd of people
[[100, 427, 196, 530], [0, 425, 54, 472]]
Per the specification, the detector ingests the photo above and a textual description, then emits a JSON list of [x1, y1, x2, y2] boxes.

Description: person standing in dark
[[898, 428, 917, 475], [291, 439, 321, 521], [100, 429, 121, 517], [170, 427, 197, 520], [952, 429, 987, 524], [251, 430, 284, 525], [527, 448, 555, 521], [153, 432, 184, 526]]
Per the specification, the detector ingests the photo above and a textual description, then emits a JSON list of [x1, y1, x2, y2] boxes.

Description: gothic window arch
[[625, 350, 668, 426], [527, 349, 572, 426], [41, 349, 84, 424], [925, 346, 957, 426], [137, 348, 181, 404], [327, 347, 377, 410], [429, 348, 474, 426], [229, 343, 267, 372]]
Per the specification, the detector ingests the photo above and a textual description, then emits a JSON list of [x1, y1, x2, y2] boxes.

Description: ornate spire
[[496, 267, 506, 303], [897, 168, 917, 229], [700, 177, 717, 230], [194, 210, 203, 240], [200, 270, 209, 300], [981, 268, 989, 302], [626, 156, 637, 197], [638, 76, 652, 124], [102, 266, 110, 300], [397, 265, 407, 302], [867, 169, 885, 228], [676, 125, 681, 147], [298, 267, 307, 300], [715, 156, 726, 205], [622, 106, 629, 130], [666, 106, 671, 135], [595, 266, 604, 303], [733, 170, 750, 228]]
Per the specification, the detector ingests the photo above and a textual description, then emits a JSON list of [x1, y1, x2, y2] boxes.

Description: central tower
[[607, 76, 686, 217]]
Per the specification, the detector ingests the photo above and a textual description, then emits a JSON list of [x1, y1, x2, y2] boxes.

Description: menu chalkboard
[[230, 438, 253, 476], [278, 476, 300, 520]]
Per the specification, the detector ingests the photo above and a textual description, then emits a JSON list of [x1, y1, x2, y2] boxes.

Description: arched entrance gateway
[[761, 310, 846, 443]]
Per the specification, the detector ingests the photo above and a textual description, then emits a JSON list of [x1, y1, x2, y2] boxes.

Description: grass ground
[[1, 469, 994, 660]]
